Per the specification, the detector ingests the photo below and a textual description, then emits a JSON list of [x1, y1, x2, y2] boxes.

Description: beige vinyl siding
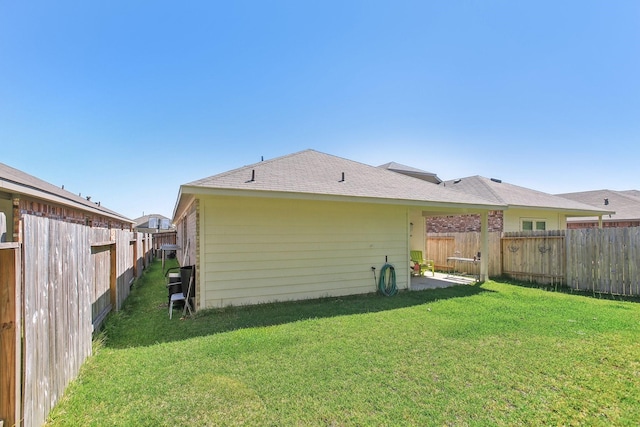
[[200, 195, 409, 308], [409, 209, 426, 254], [503, 208, 566, 232]]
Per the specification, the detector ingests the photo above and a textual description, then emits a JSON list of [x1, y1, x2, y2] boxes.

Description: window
[[522, 219, 546, 231]]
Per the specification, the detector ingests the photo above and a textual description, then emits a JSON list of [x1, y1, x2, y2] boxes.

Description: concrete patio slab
[[410, 271, 477, 290]]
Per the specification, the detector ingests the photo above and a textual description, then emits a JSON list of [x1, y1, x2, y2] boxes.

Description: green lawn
[[46, 260, 640, 426]]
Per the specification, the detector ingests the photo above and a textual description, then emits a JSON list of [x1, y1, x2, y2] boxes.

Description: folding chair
[[165, 268, 182, 304], [168, 266, 195, 319]]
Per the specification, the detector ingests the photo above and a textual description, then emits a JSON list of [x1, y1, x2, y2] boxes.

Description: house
[[172, 149, 507, 310], [134, 213, 174, 233], [0, 162, 133, 242], [134, 213, 178, 253], [556, 189, 640, 228], [427, 176, 613, 233]]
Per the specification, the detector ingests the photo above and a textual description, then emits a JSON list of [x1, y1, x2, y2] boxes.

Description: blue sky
[[1, 1, 638, 220]]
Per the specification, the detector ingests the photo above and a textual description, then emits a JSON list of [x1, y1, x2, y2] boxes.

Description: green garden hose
[[378, 263, 397, 296]]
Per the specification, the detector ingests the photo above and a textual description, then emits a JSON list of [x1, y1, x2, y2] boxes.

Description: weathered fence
[[152, 231, 177, 251], [1, 214, 152, 427], [566, 227, 640, 296], [427, 228, 640, 296], [21, 216, 93, 427], [502, 230, 566, 285]]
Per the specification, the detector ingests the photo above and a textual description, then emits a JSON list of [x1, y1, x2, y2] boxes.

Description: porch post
[[480, 211, 489, 281]]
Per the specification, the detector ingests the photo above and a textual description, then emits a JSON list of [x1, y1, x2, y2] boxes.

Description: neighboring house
[[428, 176, 612, 233], [172, 149, 506, 310], [0, 162, 133, 242], [134, 213, 178, 252], [378, 162, 442, 184], [556, 189, 640, 228], [134, 213, 174, 233]]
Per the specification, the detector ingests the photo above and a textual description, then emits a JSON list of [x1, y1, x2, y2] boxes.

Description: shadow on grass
[[493, 275, 640, 304], [102, 260, 493, 349]]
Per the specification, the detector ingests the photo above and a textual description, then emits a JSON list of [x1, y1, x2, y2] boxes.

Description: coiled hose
[[377, 263, 397, 296]]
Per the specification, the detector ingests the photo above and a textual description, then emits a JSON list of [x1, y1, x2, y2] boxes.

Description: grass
[[46, 259, 640, 426]]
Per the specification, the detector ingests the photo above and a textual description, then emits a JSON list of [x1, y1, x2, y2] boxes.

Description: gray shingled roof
[[621, 190, 640, 199], [0, 162, 132, 222], [440, 175, 613, 216], [177, 150, 506, 214], [556, 189, 640, 222], [378, 161, 442, 184]]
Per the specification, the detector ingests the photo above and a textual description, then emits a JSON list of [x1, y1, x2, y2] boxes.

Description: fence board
[[0, 244, 21, 427]]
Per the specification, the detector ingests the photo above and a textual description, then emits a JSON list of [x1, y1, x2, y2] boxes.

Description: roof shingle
[[556, 189, 640, 221], [0, 162, 132, 222], [440, 175, 612, 215], [182, 149, 504, 208]]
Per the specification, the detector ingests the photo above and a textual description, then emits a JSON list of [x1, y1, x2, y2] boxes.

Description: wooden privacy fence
[[566, 227, 640, 296], [426, 232, 502, 277], [427, 228, 640, 296], [501, 230, 566, 285], [152, 231, 177, 251], [0, 214, 152, 427]]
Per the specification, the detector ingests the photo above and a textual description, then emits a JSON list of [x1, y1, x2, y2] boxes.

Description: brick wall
[[17, 196, 130, 230], [426, 210, 503, 233], [567, 220, 640, 229]]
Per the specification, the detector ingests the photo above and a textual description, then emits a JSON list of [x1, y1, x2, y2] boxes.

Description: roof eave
[[508, 204, 615, 217], [0, 179, 133, 224], [172, 187, 196, 221], [177, 185, 506, 211]]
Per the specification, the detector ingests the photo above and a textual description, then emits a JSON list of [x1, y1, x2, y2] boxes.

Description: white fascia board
[[508, 204, 615, 217], [172, 188, 195, 222], [179, 185, 506, 212]]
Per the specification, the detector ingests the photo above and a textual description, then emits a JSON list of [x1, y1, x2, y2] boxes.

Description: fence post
[[0, 243, 22, 427]]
